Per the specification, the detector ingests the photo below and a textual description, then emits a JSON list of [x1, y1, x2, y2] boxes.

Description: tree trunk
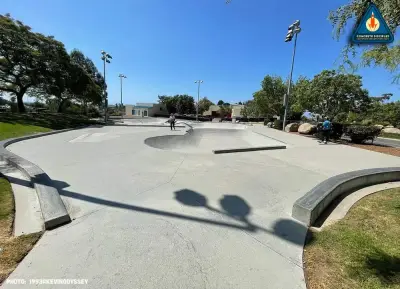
[[16, 90, 26, 113], [83, 101, 88, 116], [58, 99, 67, 113]]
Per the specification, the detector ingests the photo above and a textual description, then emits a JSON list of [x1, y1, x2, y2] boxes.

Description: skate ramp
[[144, 128, 286, 154]]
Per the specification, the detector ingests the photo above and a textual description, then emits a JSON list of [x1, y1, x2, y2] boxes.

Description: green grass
[[304, 188, 400, 289], [0, 123, 51, 141], [0, 178, 14, 232], [380, 132, 400, 140], [0, 178, 42, 283], [0, 112, 101, 141]]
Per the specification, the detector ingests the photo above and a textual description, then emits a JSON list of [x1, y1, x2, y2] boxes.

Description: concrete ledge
[[213, 145, 286, 154], [292, 167, 400, 226], [114, 123, 186, 128], [0, 130, 79, 229]]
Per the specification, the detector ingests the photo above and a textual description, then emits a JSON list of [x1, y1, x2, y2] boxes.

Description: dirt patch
[[346, 143, 400, 157], [289, 132, 400, 157]]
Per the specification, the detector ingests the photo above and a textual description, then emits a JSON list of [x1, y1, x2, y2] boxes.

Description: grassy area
[[0, 123, 51, 141], [380, 132, 400, 140], [0, 112, 101, 141], [0, 178, 42, 282], [304, 188, 400, 289]]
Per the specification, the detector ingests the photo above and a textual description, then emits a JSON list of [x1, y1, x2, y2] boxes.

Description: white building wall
[[231, 105, 244, 118], [125, 105, 133, 116]]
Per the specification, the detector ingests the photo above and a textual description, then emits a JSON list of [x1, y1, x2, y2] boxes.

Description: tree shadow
[[174, 189, 307, 245], [365, 248, 400, 285], [0, 112, 102, 130], [6, 174, 308, 246]]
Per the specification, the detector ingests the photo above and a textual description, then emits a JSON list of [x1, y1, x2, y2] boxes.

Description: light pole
[[194, 80, 203, 122], [282, 20, 301, 131], [101, 50, 112, 123], [118, 74, 127, 118]]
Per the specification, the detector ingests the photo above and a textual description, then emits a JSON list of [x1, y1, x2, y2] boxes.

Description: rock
[[298, 123, 317, 134], [285, 123, 300, 132], [266, 122, 273, 128], [374, 124, 384, 130], [382, 127, 400, 134], [385, 125, 394, 128]]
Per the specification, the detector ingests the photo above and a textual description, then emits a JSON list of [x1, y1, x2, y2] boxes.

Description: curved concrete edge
[[315, 181, 400, 230], [0, 129, 88, 229], [115, 123, 186, 128], [213, 145, 286, 154], [175, 121, 193, 132], [292, 167, 400, 226]]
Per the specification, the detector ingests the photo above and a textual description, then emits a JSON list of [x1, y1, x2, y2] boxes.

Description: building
[[231, 104, 244, 118], [202, 103, 244, 118], [124, 103, 168, 117], [202, 105, 221, 117]]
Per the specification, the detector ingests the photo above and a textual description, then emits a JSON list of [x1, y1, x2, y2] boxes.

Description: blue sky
[[1, 0, 398, 105]]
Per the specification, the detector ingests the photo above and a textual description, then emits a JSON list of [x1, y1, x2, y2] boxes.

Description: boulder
[[382, 127, 400, 134], [374, 124, 384, 130], [266, 122, 273, 128], [385, 125, 394, 128], [298, 123, 317, 134], [285, 123, 300, 132]]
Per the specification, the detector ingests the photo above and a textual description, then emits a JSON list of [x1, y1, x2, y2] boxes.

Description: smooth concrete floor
[[4, 124, 400, 289]]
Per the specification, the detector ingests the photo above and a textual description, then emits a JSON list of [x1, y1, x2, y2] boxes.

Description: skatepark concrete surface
[[4, 123, 400, 289], [145, 126, 285, 154]]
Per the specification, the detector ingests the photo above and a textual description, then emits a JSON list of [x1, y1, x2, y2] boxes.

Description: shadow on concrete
[[0, 112, 104, 130], [5, 174, 307, 246]]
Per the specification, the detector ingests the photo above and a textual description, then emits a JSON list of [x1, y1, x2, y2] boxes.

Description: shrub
[[345, 125, 381, 144], [273, 119, 283, 130], [361, 119, 373, 126], [380, 121, 392, 127], [331, 122, 344, 140], [333, 112, 348, 123]]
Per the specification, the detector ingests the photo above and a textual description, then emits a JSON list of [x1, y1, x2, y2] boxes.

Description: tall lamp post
[[118, 74, 127, 118], [194, 80, 203, 122], [101, 50, 112, 123], [282, 20, 301, 131]]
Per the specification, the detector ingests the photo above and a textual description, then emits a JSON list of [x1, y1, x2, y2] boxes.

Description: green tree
[[31, 49, 103, 113], [291, 76, 312, 114], [158, 94, 196, 114], [219, 104, 231, 118], [295, 70, 370, 119], [197, 97, 214, 115], [158, 95, 177, 114], [363, 94, 400, 126], [217, 100, 224, 105], [175, 94, 195, 114], [241, 100, 261, 118], [329, 0, 400, 81], [0, 96, 8, 105], [0, 14, 70, 112], [252, 75, 286, 118]]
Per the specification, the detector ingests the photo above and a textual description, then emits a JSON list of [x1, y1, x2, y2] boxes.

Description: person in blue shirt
[[321, 118, 332, 144]]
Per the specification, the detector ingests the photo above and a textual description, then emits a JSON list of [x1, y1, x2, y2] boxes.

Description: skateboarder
[[321, 118, 332, 144], [169, 113, 176, 130]]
